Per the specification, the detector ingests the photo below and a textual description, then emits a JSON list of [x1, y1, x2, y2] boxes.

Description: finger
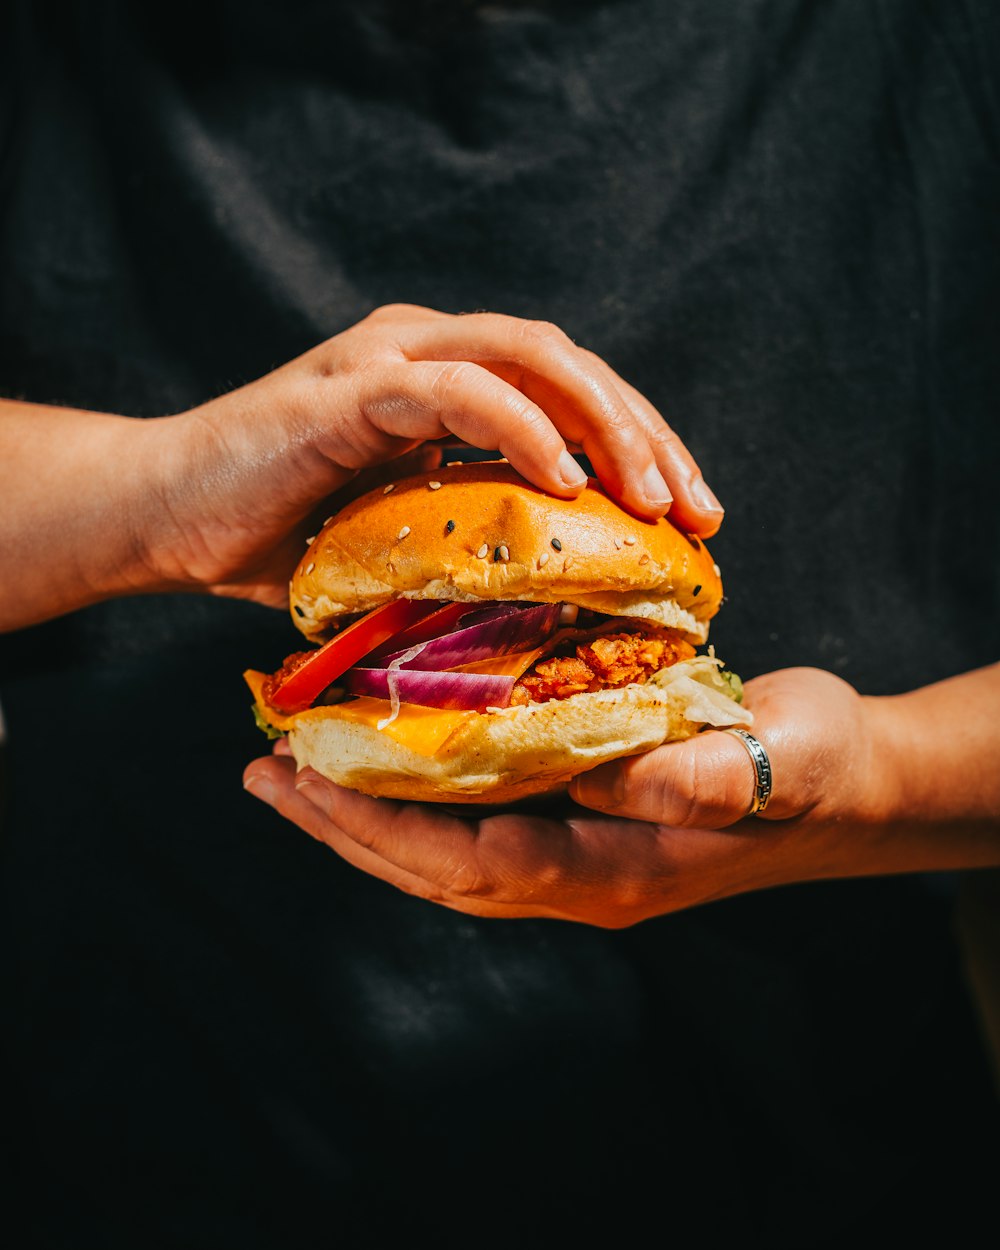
[[362, 302, 450, 326], [290, 769, 566, 918], [243, 758, 447, 899], [293, 766, 491, 888], [396, 313, 673, 519], [293, 774, 663, 922], [292, 769, 578, 908], [366, 358, 589, 499], [569, 731, 762, 828], [580, 350, 725, 538]]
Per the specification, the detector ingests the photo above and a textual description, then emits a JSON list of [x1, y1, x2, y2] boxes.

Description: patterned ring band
[[724, 728, 773, 817]]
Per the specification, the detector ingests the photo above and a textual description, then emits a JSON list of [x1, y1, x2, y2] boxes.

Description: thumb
[[569, 730, 762, 828]]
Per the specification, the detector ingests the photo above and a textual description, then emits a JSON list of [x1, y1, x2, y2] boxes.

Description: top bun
[[290, 461, 723, 644]]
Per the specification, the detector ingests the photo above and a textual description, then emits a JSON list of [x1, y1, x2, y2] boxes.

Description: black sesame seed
[[551, 537, 562, 551], [493, 546, 503, 562], [293, 604, 305, 617], [445, 519, 455, 534], [693, 584, 702, 597]]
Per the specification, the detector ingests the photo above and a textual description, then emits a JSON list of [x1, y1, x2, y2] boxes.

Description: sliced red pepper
[[266, 599, 440, 715], [364, 600, 478, 661]]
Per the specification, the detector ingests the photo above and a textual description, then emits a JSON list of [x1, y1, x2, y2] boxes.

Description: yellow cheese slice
[[319, 697, 471, 755], [245, 646, 546, 757], [449, 646, 546, 677]]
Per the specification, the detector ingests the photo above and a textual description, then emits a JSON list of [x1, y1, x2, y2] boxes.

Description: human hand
[[243, 668, 931, 926], [138, 304, 723, 608]]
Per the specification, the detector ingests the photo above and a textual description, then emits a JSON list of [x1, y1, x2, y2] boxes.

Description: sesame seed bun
[[290, 462, 723, 643], [250, 461, 746, 804]]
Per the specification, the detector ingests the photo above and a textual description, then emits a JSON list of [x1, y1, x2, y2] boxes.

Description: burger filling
[[250, 594, 721, 733], [510, 627, 694, 705]]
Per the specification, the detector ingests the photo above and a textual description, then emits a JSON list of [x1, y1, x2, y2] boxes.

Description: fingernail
[[642, 463, 672, 508], [572, 765, 624, 810], [244, 772, 275, 805], [557, 450, 587, 488], [689, 472, 724, 516]]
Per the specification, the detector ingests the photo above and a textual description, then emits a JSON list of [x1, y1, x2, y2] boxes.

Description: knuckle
[[431, 359, 480, 405], [578, 385, 635, 437], [620, 746, 702, 826], [436, 852, 494, 899], [503, 396, 547, 434], [669, 748, 703, 826], [647, 419, 681, 452], [594, 400, 633, 435], [621, 752, 675, 822], [355, 365, 418, 430], [520, 317, 572, 348], [366, 302, 419, 322], [670, 744, 750, 828]]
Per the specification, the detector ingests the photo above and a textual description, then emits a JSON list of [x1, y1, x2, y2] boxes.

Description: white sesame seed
[[484, 706, 505, 715], [498, 544, 510, 561], [713, 563, 721, 576], [614, 538, 622, 550], [305, 562, 315, 575], [306, 536, 316, 544], [623, 535, 636, 545], [538, 552, 550, 568], [446, 460, 463, 467], [324, 516, 333, 526], [563, 556, 574, 571], [428, 481, 442, 490], [639, 554, 650, 566], [383, 484, 395, 494], [477, 543, 489, 559], [397, 526, 410, 540]]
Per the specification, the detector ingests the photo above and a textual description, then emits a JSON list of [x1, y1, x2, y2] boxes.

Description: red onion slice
[[364, 601, 484, 661], [376, 602, 561, 671], [379, 640, 433, 728], [344, 666, 516, 712]]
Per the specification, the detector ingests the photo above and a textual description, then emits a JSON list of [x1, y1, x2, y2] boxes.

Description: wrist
[[0, 401, 172, 630], [129, 385, 358, 599], [78, 414, 173, 600], [855, 694, 912, 828], [854, 683, 1000, 871]]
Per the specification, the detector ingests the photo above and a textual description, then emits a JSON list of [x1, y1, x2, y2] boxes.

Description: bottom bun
[[288, 658, 750, 804]]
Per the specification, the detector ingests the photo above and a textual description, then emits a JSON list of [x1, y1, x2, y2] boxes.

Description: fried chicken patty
[[510, 628, 695, 705]]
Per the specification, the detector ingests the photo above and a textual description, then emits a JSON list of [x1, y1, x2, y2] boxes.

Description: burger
[[245, 461, 749, 803]]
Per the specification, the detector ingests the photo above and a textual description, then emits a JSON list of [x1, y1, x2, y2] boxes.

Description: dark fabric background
[[2, 2, 999, 1246]]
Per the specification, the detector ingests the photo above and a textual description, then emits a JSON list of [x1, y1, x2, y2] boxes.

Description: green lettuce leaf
[[252, 702, 287, 740]]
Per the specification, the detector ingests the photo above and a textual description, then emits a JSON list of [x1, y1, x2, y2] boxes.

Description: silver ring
[[725, 728, 773, 816]]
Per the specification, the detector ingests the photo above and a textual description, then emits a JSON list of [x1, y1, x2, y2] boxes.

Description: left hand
[[244, 668, 910, 926]]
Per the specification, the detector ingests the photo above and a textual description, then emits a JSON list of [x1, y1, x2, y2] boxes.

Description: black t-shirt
[[2, 3, 998, 1246]]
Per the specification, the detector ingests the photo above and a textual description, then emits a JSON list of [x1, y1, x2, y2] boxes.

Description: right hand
[[244, 663, 1000, 926], [139, 304, 725, 608]]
